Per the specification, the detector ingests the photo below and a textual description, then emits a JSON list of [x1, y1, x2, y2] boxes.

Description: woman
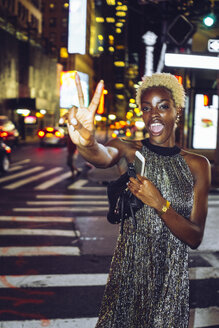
[[67, 72, 211, 327]]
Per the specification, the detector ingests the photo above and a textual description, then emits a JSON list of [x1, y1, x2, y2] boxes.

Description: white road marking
[[0, 246, 80, 256], [4, 167, 63, 190], [68, 179, 106, 191], [0, 166, 44, 183], [11, 159, 31, 165], [13, 207, 108, 212], [8, 165, 24, 172], [26, 201, 109, 205], [0, 229, 80, 237], [36, 194, 107, 199], [0, 273, 108, 288], [0, 318, 98, 328], [189, 267, 219, 280], [0, 216, 74, 222], [35, 171, 72, 190], [192, 306, 219, 327]]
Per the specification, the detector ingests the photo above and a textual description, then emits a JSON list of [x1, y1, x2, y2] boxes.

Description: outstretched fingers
[[89, 80, 104, 116], [75, 72, 84, 108]]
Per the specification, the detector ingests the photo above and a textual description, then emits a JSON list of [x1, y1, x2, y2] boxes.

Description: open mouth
[[149, 122, 164, 136]]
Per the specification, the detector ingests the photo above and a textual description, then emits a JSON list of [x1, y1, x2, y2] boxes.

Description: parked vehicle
[[37, 126, 67, 146], [0, 116, 20, 146], [0, 141, 11, 173]]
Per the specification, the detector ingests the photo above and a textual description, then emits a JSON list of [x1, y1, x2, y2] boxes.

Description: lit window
[[106, 17, 115, 23], [114, 61, 125, 67], [98, 34, 104, 41], [98, 46, 104, 52], [116, 11, 126, 17], [116, 28, 122, 33], [108, 46, 115, 52], [106, 0, 116, 5], [115, 83, 124, 89], [49, 3, 55, 9], [60, 47, 68, 58], [109, 35, 114, 45], [116, 5, 128, 11], [96, 17, 105, 22], [116, 94, 125, 100], [63, 2, 69, 9], [116, 22, 123, 27]]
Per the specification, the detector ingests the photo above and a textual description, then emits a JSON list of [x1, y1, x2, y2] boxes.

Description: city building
[[0, 0, 61, 139]]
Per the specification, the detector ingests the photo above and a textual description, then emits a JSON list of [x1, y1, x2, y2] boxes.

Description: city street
[[0, 143, 218, 328]]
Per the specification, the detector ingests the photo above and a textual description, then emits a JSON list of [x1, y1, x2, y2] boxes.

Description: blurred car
[[37, 126, 67, 146], [0, 141, 11, 173], [0, 116, 20, 146]]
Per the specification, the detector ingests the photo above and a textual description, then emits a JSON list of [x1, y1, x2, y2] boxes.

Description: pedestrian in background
[[60, 112, 80, 178], [67, 72, 211, 327]]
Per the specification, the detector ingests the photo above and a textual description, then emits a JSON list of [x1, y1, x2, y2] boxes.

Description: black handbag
[[106, 163, 144, 234]]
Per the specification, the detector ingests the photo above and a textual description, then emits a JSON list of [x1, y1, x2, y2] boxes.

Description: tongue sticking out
[[150, 123, 164, 134]]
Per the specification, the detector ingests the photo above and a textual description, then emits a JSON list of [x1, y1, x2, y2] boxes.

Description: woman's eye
[[159, 103, 169, 110], [142, 106, 151, 112]]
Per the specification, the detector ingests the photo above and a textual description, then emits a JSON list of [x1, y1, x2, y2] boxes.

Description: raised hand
[[67, 72, 104, 147]]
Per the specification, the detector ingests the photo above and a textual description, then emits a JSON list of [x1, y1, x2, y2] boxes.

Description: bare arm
[[128, 153, 211, 249], [67, 72, 132, 167]]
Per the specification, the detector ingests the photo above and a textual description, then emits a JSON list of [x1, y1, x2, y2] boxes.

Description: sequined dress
[[95, 139, 194, 328]]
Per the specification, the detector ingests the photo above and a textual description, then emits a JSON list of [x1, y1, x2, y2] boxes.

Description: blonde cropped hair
[[136, 73, 185, 108]]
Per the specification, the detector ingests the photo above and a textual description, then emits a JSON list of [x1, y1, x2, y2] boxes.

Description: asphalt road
[[0, 143, 218, 327]]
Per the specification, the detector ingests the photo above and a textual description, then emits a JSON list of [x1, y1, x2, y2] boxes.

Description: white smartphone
[[134, 151, 145, 176]]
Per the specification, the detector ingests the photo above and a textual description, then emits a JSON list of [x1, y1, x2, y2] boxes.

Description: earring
[[175, 113, 181, 125]]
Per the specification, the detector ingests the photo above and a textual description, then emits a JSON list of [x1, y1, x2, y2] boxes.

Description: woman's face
[[141, 87, 179, 147]]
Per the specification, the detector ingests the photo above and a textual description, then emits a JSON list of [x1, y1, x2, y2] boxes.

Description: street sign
[[208, 39, 219, 53]]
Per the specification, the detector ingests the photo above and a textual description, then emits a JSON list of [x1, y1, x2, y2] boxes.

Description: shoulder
[[181, 149, 211, 185], [105, 138, 143, 162]]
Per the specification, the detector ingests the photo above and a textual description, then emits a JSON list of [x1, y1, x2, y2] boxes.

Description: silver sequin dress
[[95, 140, 194, 328]]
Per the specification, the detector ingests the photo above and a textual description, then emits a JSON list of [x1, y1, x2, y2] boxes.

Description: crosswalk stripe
[[0, 318, 98, 328], [0, 273, 108, 288], [13, 207, 109, 212], [189, 267, 219, 280], [0, 246, 80, 256], [0, 267, 217, 289], [8, 165, 24, 172], [192, 306, 219, 327], [11, 159, 31, 165], [68, 179, 106, 191], [68, 179, 88, 188], [0, 216, 74, 222], [0, 228, 80, 237], [35, 171, 72, 190], [0, 166, 44, 183], [36, 195, 107, 199], [26, 201, 109, 205], [4, 167, 63, 190]]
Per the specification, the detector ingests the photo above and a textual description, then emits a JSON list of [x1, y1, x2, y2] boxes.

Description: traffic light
[[167, 15, 195, 46], [203, 13, 216, 27]]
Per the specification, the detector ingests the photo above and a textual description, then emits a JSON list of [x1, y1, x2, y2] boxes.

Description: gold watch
[[158, 200, 171, 216]]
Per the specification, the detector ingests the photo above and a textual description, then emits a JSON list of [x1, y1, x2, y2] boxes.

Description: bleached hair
[[136, 73, 185, 108]]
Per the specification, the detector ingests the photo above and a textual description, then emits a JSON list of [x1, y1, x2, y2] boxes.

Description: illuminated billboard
[[68, 0, 87, 54], [193, 94, 218, 149], [60, 71, 89, 109]]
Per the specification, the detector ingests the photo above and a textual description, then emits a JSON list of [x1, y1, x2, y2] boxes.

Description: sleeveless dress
[[95, 139, 194, 328]]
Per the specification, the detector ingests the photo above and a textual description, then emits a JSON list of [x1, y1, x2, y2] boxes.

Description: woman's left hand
[[128, 174, 164, 211]]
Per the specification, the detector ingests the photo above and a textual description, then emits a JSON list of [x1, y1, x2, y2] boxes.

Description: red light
[[0, 131, 9, 138], [55, 131, 62, 138], [175, 75, 183, 85], [203, 95, 209, 106], [38, 130, 45, 138], [6, 146, 11, 154]]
